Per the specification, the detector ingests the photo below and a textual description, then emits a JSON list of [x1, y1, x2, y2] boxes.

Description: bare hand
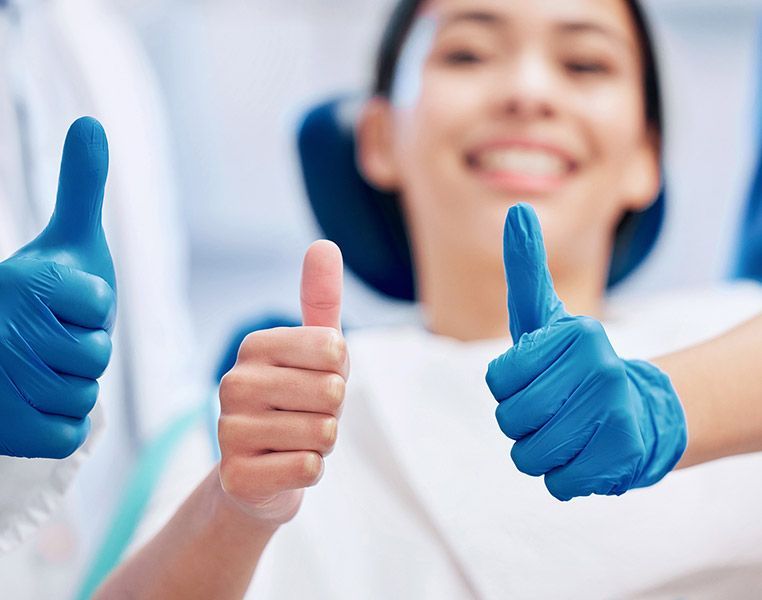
[[217, 241, 347, 526]]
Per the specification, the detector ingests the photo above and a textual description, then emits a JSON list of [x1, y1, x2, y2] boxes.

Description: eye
[[443, 49, 485, 65], [565, 61, 610, 75]]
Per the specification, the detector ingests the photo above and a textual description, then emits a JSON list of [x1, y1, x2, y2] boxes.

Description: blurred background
[[103, 0, 762, 375]]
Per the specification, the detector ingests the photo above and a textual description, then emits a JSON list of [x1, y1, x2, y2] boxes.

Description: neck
[[416, 235, 609, 342]]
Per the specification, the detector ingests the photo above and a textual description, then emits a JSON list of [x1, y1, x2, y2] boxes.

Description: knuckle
[[73, 380, 99, 416], [485, 358, 504, 395], [545, 475, 572, 502], [318, 329, 346, 371], [89, 330, 113, 373], [597, 358, 626, 384], [218, 415, 261, 453], [297, 452, 324, 485], [315, 416, 338, 452], [495, 403, 520, 440], [218, 371, 239, 404], [510, 443, 540, 476], [573, 316, 604, 340], [239, 332, 260, 359], [219, 368, 264, 407], [333, 335, 347, 366], [322, 374, 346, 412], [544, 469, 584, 502], [51, 422, 87, 459], [44, 260, 66, 280], [91, 277, 115, 313], [239, 330, 271, 361], [216, 415, 235, 450]]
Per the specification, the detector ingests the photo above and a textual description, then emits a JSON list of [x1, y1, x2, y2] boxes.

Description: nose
[[494, 51, 556, 120]]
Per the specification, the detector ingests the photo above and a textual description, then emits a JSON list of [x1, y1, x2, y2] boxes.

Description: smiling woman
[[359, 0, 663, 340]]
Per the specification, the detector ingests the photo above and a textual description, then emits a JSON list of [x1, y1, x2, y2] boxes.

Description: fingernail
[[331, 332, 345, 364], [323, 417, 338, 446]]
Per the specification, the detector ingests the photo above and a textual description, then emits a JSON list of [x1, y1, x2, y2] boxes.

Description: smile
[[466, 144, 577, 194]]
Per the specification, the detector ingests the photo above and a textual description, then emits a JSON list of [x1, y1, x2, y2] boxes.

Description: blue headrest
[[298, 97, 665, 300], [734, 151, 762, 281], [733, 23, 762, 283]]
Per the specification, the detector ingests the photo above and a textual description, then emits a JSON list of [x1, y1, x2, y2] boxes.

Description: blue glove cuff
[[626, 360, 688, 489]]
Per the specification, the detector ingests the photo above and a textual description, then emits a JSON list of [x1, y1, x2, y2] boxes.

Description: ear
[[356, 97, 400, 191], [620, 128, 661, 212]]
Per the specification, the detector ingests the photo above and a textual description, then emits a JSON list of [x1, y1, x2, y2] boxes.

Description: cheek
[[389, 77, 504, 255], [538, 86, 649, 258], [392, 77, 478, 194], [576, 84, 646, 168], [565, 84, 650, 225]]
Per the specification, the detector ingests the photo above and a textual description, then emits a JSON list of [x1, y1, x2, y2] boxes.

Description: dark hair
[[372, 0, 662, 136]]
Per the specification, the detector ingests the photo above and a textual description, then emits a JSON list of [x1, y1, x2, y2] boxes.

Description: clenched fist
[[218, 241, 348, 526]]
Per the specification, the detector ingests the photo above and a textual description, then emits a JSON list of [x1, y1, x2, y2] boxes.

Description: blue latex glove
[[0, 117, 116, 459], [485, 204, 687, 501]]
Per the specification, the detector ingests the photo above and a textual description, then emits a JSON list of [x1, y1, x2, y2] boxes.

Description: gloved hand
[[0, 117, 116, 459], [485, 204, 686, 501]]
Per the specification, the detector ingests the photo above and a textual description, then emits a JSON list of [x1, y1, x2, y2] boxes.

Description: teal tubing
[[74, 398, 212, 600]]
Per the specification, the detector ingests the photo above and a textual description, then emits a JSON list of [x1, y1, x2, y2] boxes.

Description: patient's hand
[[486, 205, 687, 501], [217, 241, 348, 526]]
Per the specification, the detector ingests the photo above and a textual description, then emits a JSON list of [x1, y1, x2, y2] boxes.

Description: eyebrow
[[437, 12, 635, 53], [438, 10, 504, 30], [556, 22, 635, 52]]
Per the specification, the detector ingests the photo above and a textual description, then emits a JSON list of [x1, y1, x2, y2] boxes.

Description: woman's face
[[361, 0, 660, 279]]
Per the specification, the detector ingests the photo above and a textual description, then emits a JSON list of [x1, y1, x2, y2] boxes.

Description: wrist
[[627, 359, 688, 488]]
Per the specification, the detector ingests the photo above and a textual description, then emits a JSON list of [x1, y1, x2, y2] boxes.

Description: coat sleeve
[[0, 404, 104, 553]]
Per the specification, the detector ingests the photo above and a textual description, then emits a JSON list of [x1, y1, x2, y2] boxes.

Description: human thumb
[[48, 117, 108, 244], [16, 117, 114, 288], [300, 240, 344, 331], [504, 203, 567, 342]]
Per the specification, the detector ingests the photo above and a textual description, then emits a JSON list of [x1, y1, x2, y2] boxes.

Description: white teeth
[[476, 149, 567, 177]]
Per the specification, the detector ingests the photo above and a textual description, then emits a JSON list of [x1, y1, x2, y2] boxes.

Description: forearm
[[95, 467, 278, 600], [654, 314, 762, 469]]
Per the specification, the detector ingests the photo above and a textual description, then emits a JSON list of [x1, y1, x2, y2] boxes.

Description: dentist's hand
[[485, 204, 686, 501], [218, 241, 348, 526], [0, 117, 116, 459]]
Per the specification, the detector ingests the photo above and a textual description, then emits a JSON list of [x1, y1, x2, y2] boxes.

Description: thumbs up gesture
[[217, 241, 348, 526], [0, 118, 116, 459], [485, 204, 686, 501]]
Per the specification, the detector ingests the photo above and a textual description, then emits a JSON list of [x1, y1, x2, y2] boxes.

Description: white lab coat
[[135, 282, 762, 599], [0, 0, 203, 597]]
